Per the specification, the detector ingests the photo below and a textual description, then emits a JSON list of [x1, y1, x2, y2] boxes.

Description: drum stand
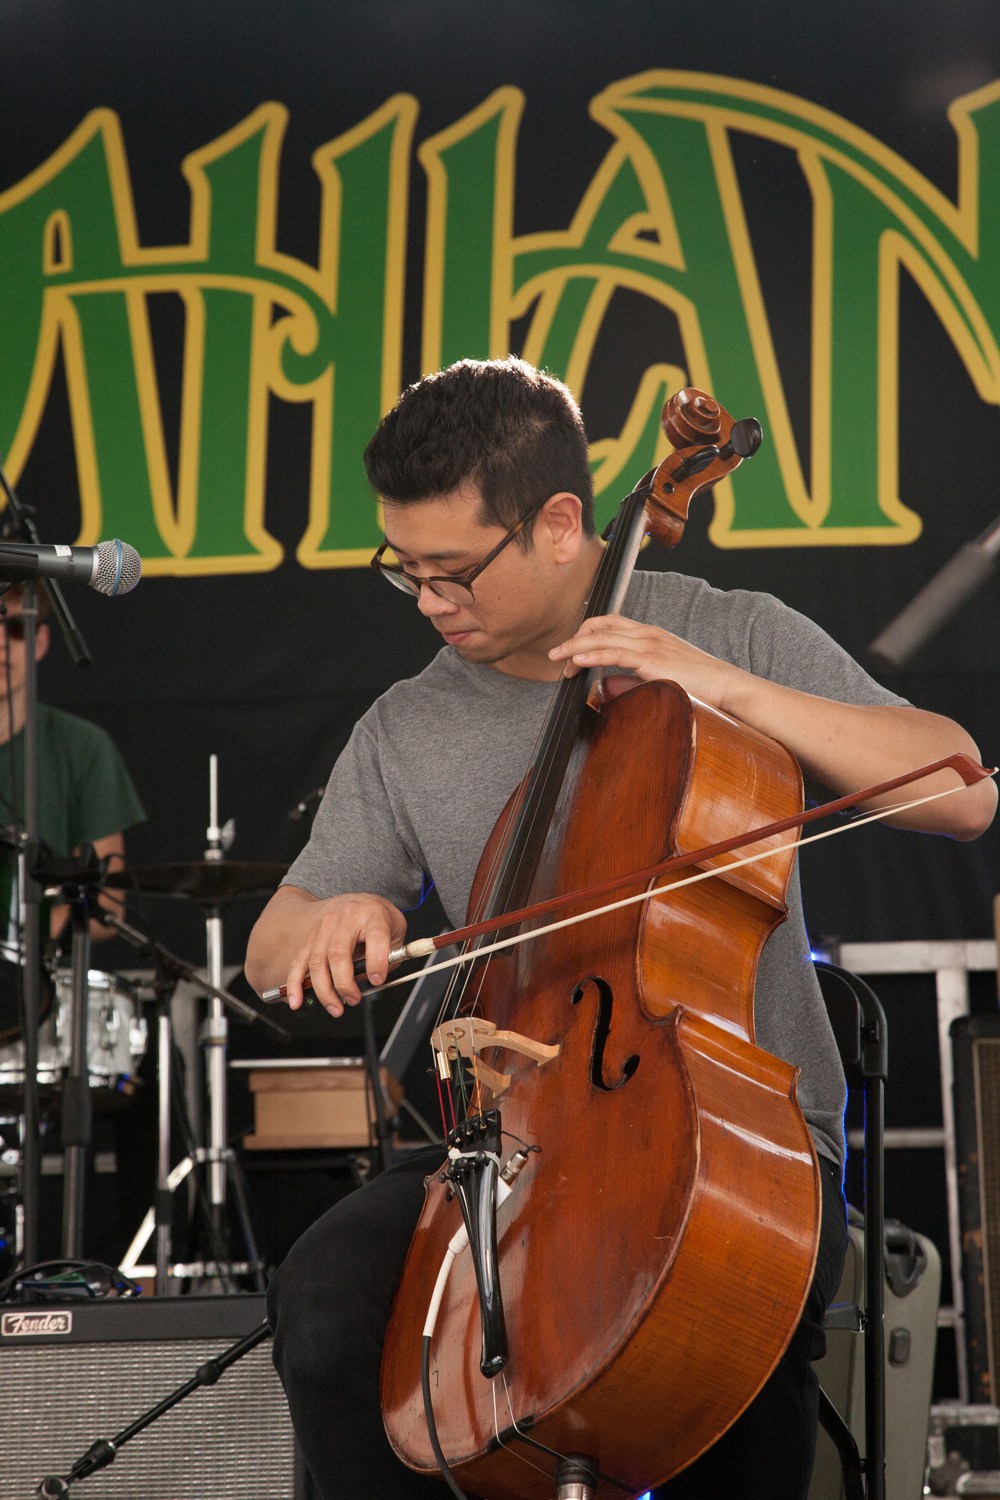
[[105, 912, 285, 1292]]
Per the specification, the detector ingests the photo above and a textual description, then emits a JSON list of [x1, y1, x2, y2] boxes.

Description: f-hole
[[571, 976, 639, 1091]]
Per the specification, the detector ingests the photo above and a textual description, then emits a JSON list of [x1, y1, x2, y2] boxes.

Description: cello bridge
[[431, 1017, 560, 1099]]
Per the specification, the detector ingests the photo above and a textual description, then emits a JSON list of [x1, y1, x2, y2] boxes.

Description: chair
[[814, 961, 888, 1500]]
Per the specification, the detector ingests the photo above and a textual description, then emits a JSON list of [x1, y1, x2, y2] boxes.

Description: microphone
[[287, 787, 325, 822], [868, 512, 1000, 669], [0, 539, 141, 596]]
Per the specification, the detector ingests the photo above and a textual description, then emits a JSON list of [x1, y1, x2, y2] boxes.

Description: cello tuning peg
[[721, 418, 763, 460]]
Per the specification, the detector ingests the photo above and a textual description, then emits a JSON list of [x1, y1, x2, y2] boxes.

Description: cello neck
[[468, 383, 759, 931], [473, 485, 650, 926]]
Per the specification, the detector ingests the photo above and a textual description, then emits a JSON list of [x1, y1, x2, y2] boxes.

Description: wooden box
[[242, 1058, 404, 1150]]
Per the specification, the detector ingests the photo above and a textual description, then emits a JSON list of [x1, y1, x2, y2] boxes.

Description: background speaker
[[952, 1015, 1000, 1404], [0, 1294, 305, 1499]]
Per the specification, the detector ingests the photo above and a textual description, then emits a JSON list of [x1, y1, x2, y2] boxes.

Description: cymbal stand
[[102, 913, 284, 1291], [154, 978, 175, 1294], [202, 755, 234, 1233]]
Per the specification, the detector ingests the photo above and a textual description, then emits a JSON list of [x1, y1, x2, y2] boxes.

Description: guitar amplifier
[[0, 1294, 307, 1500], [952, 1015, 1000, 1404]]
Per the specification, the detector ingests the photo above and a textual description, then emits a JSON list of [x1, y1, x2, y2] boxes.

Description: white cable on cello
[[367, 776, 995, 999], [424, 1230, 467, 1339], [423, 1175, 513, 1339]]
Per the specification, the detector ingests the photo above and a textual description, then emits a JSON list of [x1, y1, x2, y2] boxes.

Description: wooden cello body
[[380, 393, 822, 1499]]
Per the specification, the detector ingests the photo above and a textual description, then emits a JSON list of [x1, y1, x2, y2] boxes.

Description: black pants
[[268, 1148, 847, 1500]]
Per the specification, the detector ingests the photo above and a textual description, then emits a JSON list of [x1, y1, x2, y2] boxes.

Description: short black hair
[[363, 357, 594, 544], [4, 581, 52, 619]]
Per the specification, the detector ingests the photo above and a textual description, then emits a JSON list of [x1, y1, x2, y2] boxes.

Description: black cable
[[421, 1335, 469, 1500]]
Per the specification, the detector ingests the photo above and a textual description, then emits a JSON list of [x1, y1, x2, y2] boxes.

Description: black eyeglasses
[[370, 497, 548, 604]]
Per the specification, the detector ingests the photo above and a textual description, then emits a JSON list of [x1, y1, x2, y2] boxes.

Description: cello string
[[490, 1380, 551, 1481], [440, 663, 609, 1050], [435, 498, 639, 1043], [426, 773, 992, 1112], [374, 776, 990, 1001], [499, 1372, 568, 1468], [434, 1069, 449, 1138], [425, 772, 992, 1116], [496, 1372, 632, 1493], [430, 476, 846, 1104], [454, 493, 642, 1025]]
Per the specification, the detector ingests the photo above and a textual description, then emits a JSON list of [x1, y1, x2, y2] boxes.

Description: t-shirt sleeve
[[744, 593, 911, 708], [283, 716, 425, 908], [67, 724, 147, 848]]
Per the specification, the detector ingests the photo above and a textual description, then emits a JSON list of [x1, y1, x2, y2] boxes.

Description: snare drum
[[0, 969, 147, 1114]]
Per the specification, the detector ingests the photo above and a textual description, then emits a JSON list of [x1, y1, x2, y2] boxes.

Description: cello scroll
[[641, 387, 763, 549]]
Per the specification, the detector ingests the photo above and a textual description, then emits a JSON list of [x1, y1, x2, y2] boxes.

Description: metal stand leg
[[864, 1069, 886, 1500], [36, 1321, 271, 1496], [936, 964, 971, 1403], [169, 1044, 230, 1273], [155, 1003, 172, 1296], [225, 1156, 264, 1293], [61, 901, 91, 1259], [203, 906, 228, 1215], [19, 582, 41, 1266]]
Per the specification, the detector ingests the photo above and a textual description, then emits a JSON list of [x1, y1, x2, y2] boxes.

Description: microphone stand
[[869, 511, 1000, 669], [19, 583, 42, 1271], [0, 453, 94, 1270], [0, 456, 92, 668]]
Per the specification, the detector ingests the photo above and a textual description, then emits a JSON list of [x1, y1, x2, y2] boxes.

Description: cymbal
[[105, 860, 289, 904]]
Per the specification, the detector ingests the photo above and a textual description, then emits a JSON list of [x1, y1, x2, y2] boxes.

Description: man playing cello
[[247, 357, 995, 1500]]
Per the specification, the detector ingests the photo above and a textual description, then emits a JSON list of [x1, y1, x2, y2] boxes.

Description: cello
[[380, 388, 823, 1500]]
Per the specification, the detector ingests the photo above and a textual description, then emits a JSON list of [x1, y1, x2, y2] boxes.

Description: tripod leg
[[226, 1155, 265, 1292], [169, 1042, 230, 1277]]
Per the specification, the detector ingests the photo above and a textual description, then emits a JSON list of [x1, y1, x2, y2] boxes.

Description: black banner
[[1, 0, 998, 964]]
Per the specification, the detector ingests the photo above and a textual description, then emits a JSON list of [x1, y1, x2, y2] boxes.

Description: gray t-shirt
[[286, 570, 909, 1168]]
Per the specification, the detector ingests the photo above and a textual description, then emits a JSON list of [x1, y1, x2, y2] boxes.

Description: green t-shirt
[[0, 704, 146, 855]]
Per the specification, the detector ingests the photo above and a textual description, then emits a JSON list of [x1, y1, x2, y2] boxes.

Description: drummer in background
[[0, 584, 147, 942]]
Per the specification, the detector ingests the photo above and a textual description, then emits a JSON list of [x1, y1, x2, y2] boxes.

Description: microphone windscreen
[[93, 539, 142, 596]]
